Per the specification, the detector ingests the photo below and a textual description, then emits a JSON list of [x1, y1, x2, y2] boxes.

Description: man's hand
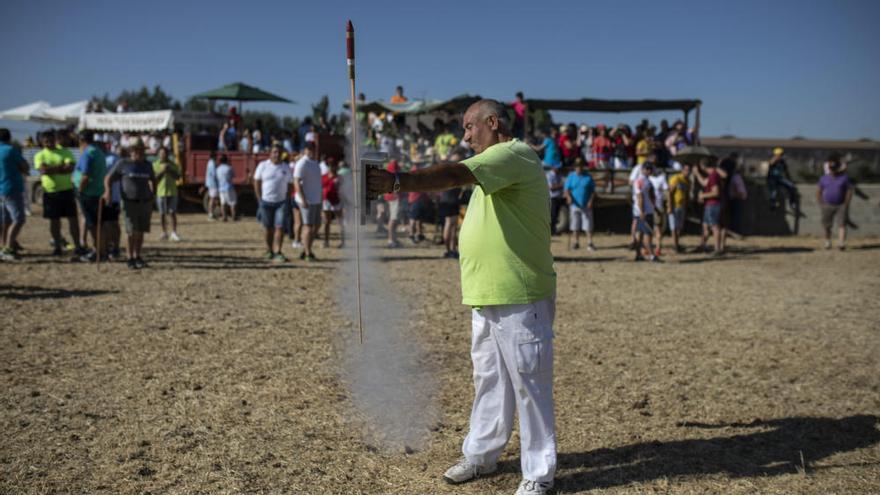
[[367, 167, 394, 195], [102, 192, 111, 205]]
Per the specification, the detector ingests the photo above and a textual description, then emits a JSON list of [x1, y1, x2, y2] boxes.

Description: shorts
[[703, 203, 721, 227], [77, 195, 101, 228], [299, 203, 321, 226], [438, 202, 459, 219], [654, 206, 667, 232], [42, 189, 77, 219], [409, 200, 430, 222], [636, 214, 654, 235], [322, 200, 340, 212], [122, 199, 152, 234], [219, 189, 237, 206], [668, 207, 686, 232], [569, 205, 593, 232], [258, 200, 290, 229], [103, 203, 120, 223], [207, 187, 219, 198], [156, 195, 178, 214], [821, 203, 846, 230], [387, 199, 404, 222], [1, 191, 27, 225]]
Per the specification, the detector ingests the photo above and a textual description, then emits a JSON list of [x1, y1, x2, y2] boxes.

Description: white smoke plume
[[335, 131, 439, 453]]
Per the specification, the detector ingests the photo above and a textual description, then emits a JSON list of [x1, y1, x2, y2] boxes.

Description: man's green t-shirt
[[153, 160, 181, 197], [459, 139, 556, 306], [34, 145, 75, 193]]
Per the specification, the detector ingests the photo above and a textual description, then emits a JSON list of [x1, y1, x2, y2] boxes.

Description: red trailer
[[79, 110, 346, 212]]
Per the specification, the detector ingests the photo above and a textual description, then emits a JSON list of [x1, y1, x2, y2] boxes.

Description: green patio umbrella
[[191, 82, 295, 114], [673, 145, 716, 165]]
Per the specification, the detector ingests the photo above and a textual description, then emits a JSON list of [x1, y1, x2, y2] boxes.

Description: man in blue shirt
[[74, 131, 107, 261], [0, 128, 30, 261], [530, 127, 562, 169], [563, 158, 596, 250]]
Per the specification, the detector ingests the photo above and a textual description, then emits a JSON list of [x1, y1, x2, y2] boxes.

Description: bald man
[[369, 100, 557, 495]]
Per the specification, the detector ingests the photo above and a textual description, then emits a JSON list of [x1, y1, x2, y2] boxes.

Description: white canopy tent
[[0, 101, 55, 123], [79, 110, 224, 131], [43, 100, 89, 124]]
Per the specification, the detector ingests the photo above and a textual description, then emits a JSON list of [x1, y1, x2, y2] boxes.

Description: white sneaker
[[824, 240, 832, 250], [291, 240, 303, 249], [515, 479, 554, 495], [159, 233, 169, 241], [442, 458, 497, 484], [170, 232, 181, 242]]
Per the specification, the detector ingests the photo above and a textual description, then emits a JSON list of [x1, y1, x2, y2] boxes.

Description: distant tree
[[282, 116, 301, 132], [182, 97, 212, 112], [93, 85, 179, 112], [242, 111, 282, 137]]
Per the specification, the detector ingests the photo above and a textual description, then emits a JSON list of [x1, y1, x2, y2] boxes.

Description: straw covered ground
[[2, 212, 879, 494]]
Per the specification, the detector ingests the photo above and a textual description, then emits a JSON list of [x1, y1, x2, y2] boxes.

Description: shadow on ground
[[500, 415, 880, 492], [0, 284, 118, 300]]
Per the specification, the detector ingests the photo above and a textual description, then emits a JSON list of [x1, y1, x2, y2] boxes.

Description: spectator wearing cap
[[817, 154, 853, 250], [563, 157, 596, 251], [104, 138, 157, 269], [767, 147, 798, 210], [74, 131, 107, 261], [35, 131, 86, 258]]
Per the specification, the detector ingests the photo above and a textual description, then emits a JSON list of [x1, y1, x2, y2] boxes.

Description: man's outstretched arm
[[368, 162, 476, 194]]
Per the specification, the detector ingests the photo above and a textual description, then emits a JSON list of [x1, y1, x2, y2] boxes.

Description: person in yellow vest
[[34, 131, 86, 258], [153, 147, 182, 242], [368, 99, 557, 495]]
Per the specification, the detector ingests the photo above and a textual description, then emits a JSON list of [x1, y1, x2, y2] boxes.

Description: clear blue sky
[[2, 0, 878, 140]]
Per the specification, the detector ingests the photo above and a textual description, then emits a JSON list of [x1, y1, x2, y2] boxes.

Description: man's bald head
[[463, 99, 514, 154], [467, 99, 512, 136]]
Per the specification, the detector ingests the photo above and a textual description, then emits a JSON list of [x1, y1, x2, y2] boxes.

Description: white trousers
[[462, 296, 556, 483]]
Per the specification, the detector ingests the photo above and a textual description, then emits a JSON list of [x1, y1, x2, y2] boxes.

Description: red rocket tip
[[347, 20, 353, 32]]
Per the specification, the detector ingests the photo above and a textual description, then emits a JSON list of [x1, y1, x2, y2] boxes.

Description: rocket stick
[[347, 20, 365, 344]]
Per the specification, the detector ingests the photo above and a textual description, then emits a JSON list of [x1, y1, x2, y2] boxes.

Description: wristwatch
[[392, 171, 401, 193]]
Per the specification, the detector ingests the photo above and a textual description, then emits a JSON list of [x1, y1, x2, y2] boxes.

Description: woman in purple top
[[817, 154, 853, 250]]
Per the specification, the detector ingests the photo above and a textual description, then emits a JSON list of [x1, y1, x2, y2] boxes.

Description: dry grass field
[[2, 211, 879, 494]]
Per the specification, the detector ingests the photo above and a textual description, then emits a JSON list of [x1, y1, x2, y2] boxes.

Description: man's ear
[[486, 114, 499, 132]]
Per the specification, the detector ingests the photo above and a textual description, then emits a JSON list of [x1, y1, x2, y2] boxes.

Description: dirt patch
[[2, 213, 879, 494]]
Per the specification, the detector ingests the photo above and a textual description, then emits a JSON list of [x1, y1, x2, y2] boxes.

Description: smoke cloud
[[335, 135, 438, 453]]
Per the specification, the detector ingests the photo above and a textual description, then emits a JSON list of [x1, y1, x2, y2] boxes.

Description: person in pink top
[[384, 159, 404, 248], [510, 91, 526, 139], [693, 160, 726, 256]]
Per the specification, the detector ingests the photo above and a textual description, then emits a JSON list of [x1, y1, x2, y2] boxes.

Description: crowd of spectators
[[0, 88, 858, 264]]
